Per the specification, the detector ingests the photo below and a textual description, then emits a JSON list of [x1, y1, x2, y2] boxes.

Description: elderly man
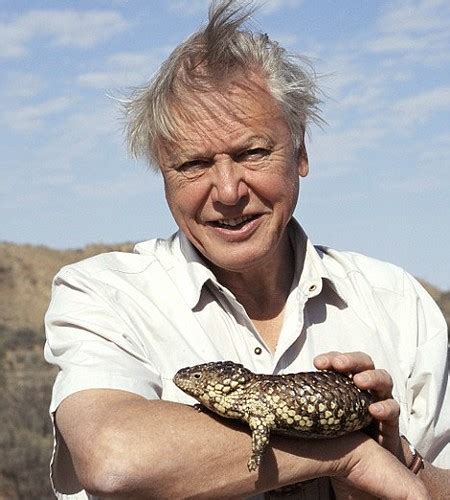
[[45, 1, 448, 498]]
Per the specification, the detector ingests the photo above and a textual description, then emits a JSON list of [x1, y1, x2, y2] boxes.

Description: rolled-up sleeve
[[44, 267, 162, 412]]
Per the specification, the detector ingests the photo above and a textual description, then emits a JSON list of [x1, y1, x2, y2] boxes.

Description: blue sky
[[1, 0, 450, 289]]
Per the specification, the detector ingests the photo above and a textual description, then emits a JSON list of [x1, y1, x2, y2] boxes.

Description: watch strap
[[401, 435, 425, 474]]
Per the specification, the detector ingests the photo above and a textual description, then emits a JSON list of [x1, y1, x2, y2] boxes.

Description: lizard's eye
[[193, 372, 202, 379]]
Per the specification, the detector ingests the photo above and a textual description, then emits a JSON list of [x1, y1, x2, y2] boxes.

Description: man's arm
[[56, 388, 428, 499]]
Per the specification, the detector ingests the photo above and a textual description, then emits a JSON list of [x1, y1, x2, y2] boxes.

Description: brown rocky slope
[[0, 241, 134, 334]]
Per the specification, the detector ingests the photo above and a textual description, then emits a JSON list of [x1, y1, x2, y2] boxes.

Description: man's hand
[[314, 351, 403, 460], [314, 351, 449, 500], [336, 434, 430, 500]]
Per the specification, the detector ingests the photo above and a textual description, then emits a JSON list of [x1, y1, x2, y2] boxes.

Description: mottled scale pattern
[[259, 372, 372, 438], [174, 361, 374, 472]]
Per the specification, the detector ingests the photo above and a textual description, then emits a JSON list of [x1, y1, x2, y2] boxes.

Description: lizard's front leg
[[247, 416, 271, 472]]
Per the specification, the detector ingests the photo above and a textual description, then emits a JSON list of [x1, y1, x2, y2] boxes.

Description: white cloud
[[257, 0, 303, 14], [315, 52, 366, 97], [77, 50, 171, 90], [416, 132, 450, 168], [335, 86, 385, 112], [308, 123, 387, 167], [380, 175, 442, 194], [168, 0, 302, 15], [73, 171, 156, 199], [0, 9, 128, 59], [167, 0, 208, 15], [107, 52, 158, 69], [377, 0, 450, 35], [78, 71, 139, 90], [368, 0, 450, 56], [392, 86, 450, 125], [368, 34, 431, 53], [42, 172, 75, 187], [1, 96, 75, 131], [307, 1, 450, 152], [32, 105, 122, 174], [0, 71, 45, 98], [271, 33, 298, 47]]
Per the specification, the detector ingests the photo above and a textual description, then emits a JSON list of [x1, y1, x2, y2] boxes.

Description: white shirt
[[44, 220, 449, 499]]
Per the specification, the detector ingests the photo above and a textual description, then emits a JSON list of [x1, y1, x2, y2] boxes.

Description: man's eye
[[178, 160, 202, 170], [177, 159, 209, 172], [238, 148, 270, 160]]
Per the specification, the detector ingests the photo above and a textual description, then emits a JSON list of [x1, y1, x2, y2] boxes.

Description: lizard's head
[[173, 361, 253, 415]]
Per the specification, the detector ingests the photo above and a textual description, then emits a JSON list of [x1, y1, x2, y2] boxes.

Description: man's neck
[[210, 232, 299, 350]]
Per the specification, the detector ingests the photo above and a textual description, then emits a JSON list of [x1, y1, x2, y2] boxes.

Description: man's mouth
[[211, 214, 258, 229]]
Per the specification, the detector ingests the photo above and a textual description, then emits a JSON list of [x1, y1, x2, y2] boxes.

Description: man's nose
[[210, 156, 248, 205]]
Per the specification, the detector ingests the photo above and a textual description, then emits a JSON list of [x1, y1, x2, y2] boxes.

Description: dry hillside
[[0, 240, 449, 334], [0, 241, 134, 333], [0, 241, 448, 499], [0, 241, 135, 499]]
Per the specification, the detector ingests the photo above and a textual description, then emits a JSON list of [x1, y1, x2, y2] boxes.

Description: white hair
[[124, 0, 324, 169]]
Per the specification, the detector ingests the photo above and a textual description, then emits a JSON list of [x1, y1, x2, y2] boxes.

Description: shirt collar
[[287, 219, 333, 298], [172, 231, 219, 309], [174, 218, 346, 309]]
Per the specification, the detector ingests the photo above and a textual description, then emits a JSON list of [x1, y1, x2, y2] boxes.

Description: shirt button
[[254, 347, 262, 355]]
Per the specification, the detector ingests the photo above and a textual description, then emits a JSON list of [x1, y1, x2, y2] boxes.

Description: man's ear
[[297, 145, 309, 178]]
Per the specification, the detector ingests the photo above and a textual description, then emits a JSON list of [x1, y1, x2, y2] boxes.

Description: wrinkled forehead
[[156, 76, 288, 163], [176, 78, 274, 123]]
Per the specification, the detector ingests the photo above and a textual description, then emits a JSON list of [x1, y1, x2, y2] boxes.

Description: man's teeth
[[216, 215, 253, 227]]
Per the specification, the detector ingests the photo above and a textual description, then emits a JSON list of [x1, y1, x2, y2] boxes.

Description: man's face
[[158, 76, 308, 274]]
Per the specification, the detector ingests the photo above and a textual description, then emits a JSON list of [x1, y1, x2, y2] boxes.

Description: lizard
[[173, 360, 374, 472]]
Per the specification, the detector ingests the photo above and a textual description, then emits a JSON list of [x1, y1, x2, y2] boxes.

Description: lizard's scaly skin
[[173, 361, 374, 472]]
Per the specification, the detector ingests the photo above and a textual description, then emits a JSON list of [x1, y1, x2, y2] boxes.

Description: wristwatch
[[401, 435, 425, 474]]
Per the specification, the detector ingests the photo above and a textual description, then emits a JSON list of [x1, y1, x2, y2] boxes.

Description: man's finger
[[353, 368, 394, 399], [313, 351, 342, 369], [314, 351, 375, 373], [369, 398, 400, 423]]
